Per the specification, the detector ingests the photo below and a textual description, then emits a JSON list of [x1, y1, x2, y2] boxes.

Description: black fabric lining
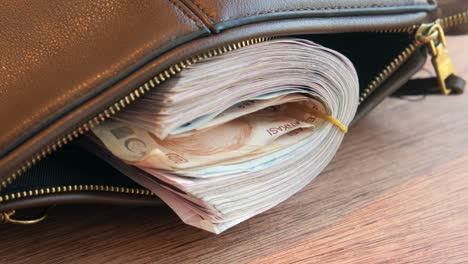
[[0, 145, 142, 196]]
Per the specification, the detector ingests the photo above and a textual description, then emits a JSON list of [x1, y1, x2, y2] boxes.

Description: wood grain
[[0, 36, 467, 264]]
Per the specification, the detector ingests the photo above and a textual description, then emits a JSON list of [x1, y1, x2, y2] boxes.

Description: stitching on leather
[[166, 0, 204, 28], [217, 2, 432, 23], [188, 0, 215, 24]]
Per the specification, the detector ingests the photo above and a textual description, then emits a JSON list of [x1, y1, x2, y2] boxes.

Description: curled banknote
[[90, 38, 359, 233]]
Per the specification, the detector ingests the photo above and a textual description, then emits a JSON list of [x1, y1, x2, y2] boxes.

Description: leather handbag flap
[[0, 0, 446, 182]]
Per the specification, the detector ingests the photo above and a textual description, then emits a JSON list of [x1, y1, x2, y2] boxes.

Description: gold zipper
[[415, 20, 455, 95], [359, 10, 468, 102], [0, 184, 154, 204], [0, 185, 154, 224], [1, 10, 468, 207], [359, 42, 418, 103]]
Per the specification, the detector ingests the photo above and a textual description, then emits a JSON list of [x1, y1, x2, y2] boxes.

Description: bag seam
[[166, 0, 205, 29], [187, 0, 215, 24], [190, 1, 432, 23]]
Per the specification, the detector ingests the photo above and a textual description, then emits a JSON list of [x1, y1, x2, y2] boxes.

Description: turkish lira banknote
[[89, 38, 359, 233]]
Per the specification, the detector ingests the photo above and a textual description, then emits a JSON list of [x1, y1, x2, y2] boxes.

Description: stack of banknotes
[[90, 38, 359, 233]]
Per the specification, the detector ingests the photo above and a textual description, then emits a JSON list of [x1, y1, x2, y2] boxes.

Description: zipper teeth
[[374, 10, 468, 34], [359, 41, 418, 103], [439, 10, 468, 29], [375, 25, 418, 34], [0, 37, 271, 193], [0, 184, 154, 203], [359, 10, 468, 103]]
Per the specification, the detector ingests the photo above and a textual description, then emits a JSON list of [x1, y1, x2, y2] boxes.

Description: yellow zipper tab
[[415, 20, 456, 95]]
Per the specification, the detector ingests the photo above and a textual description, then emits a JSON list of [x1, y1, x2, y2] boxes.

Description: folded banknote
[[89, 38, 359, 233]]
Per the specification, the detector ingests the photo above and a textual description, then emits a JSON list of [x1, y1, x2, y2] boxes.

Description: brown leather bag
[[0, 0, 467, 224]]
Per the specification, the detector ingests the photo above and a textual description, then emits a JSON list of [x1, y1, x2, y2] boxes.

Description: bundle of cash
[[90, 38, 359, 233]]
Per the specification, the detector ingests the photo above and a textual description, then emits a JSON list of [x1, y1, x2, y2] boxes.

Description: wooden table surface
[[1, 36, 467, 264]]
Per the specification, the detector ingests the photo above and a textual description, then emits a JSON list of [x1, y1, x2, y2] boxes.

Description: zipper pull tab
[[415, 20, 456, 95]]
